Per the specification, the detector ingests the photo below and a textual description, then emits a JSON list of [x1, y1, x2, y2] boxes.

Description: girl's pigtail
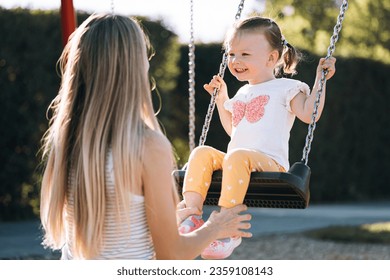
[[281, 42, 302, 76]]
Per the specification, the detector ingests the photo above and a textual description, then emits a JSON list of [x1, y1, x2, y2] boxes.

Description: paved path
[[1, 201, 389, 259], [203, 201, 390, 237], [0, 220, 58, 259], [243, 201, 390, 237]]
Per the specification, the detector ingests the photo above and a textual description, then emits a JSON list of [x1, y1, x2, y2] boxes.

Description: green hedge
[[0, 8, 179, 221], [0, 8, 389, 220], [0, 8, 62, 220], [171, 46, 390, 203]]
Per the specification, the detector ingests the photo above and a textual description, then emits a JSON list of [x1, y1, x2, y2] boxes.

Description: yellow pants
[[183, 145, 285, 208]]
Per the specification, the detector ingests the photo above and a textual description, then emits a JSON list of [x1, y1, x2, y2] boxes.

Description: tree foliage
[[261, 0, 390, 63]]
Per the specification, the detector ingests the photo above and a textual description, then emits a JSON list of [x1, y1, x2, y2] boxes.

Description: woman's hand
[[176, 200, 202, 226], [317, 57, 336, 80], [205, 204, 252, 240]]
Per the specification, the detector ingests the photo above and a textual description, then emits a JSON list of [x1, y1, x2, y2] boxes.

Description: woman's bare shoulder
[[143, 129, 172, 161]]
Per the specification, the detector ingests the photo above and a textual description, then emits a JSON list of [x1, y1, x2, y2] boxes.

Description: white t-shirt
[[224, 78, 310, 171]]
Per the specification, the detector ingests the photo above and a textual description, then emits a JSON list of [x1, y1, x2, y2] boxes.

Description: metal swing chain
[[188, 0, 196, 152], [301, 0, 349, 165], [110, 0, 115, 15], [198, 0, 246, 146]]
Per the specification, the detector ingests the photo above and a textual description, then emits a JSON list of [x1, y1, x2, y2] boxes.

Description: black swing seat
[[173, 161, 311, 209]]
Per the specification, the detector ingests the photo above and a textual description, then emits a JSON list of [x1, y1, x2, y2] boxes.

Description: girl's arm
[[291, 57, 336, 124], [142, 130, 251, 259], [204, 75, 233, 136]]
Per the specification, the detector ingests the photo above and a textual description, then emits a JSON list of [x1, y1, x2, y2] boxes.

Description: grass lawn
[[304, 222, 390, 244]]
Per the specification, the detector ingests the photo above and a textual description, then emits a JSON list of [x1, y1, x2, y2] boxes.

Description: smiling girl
[[178, 16, 336, 259]]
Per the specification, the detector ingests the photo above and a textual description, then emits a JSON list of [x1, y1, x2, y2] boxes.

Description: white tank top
[[62, 151, 155, 259]]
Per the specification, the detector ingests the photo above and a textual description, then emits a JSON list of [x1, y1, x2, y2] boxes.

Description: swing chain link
[[110, 0, 115, 15], [188, 0, 196, 152], [199, 52, 228, 146], [199, 0, 246, 146], [235, 0, 245, 20], [301, 0, 349, 165]]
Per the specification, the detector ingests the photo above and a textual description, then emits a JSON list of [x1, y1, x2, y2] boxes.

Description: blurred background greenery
[[0, 0, 389, 221]]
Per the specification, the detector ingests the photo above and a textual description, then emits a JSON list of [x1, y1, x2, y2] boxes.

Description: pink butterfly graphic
[[232, 95, 270, 126]]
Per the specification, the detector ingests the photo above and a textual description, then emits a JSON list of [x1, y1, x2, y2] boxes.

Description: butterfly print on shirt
[[232, 95, 270, 126]]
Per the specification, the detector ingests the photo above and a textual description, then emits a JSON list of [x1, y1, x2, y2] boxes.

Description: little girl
[[179, 16, 336, 259]]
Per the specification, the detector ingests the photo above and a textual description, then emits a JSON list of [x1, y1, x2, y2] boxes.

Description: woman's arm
[[291, 57, 336, 124], [142, 130, 251, 259]]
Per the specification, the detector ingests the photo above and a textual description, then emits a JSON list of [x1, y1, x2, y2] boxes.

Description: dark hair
[[225, 16, 302, 77]]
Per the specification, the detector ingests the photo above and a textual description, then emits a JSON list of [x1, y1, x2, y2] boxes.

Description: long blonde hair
[[40, 14, 162, 258]]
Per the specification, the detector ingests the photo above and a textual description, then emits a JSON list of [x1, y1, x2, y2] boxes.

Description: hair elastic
[[281, 35, 288, 47]]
